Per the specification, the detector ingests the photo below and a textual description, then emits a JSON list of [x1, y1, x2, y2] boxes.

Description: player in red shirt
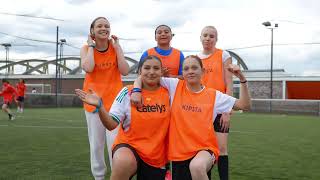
[[16, 79, 26, 113], [0, 79, 18, 120]]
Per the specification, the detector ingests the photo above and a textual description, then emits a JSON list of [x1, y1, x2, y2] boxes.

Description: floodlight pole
[[55, 26, 59, 107], [262, 21, 278, 113]]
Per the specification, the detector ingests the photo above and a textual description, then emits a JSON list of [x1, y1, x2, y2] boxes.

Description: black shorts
[[214, 114, 230, 133], [17, 96, 24, 102], [172, 151, 213, 180], [112, 143, 166, 180]]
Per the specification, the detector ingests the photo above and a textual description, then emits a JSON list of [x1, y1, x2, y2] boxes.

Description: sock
[[8, 113, 12, 119], [218, 155, 229, 180]]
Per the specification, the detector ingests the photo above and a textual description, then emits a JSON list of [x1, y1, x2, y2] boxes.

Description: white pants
[[85, 111, 118, 180]]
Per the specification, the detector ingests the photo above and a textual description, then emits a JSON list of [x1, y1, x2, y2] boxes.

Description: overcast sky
[[0, 0, 320, 75]]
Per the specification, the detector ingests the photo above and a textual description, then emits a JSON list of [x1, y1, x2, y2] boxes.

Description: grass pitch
[[0, 108, 319, 179]]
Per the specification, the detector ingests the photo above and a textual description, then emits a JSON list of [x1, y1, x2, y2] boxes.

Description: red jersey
[[16, 82, 26, 97], [0, 83, 18, 103]]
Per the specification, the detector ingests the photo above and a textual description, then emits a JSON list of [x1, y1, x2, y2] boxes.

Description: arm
[[228, 64, 251, 111], [140, 51, 148, 61], [130, 76, 179, 106], [220, 57, 233, 131], [24, 85, 27, 97], [11, 86, 18, 97], [224, 58, 233, 96], [175, 51, 185, 79], [98, 104, 119, 130], [234, 82, 251, 111], [80, 35, 95, 73], [111, 35, 129, 76], [130, 76, 143, 107], [75, 89, 118, 130]]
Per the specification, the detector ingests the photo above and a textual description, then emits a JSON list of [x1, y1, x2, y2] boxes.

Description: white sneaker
[[10, 115, 15, 121]]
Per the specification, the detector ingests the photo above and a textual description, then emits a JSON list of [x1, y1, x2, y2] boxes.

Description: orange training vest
[[147, 48, 181, 76], [168, 80, 219, 161], [201, 49, 226, 93], [83, 44, 123, 112], [113, 86, 171, 168]]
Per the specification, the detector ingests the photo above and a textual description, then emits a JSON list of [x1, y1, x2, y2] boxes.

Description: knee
[[189, 159, 207, 177], [219, 145, 228, 155], [112, 154, 136, 176], [113, 155, 136, 169]]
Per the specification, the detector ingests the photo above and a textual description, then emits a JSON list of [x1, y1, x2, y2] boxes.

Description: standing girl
[[80, 17, 129, 180], [140, 25, 185, 78]]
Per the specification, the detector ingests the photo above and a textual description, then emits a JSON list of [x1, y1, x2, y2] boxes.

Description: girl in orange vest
[[198, 26, 233, 180], [76, 55, 170, 180], [131, 55, 251, 180], [80, 17, 129, 180], [140, 25, 185, 78]]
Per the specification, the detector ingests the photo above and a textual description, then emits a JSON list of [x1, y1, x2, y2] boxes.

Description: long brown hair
[[90, 17, 108, 34]]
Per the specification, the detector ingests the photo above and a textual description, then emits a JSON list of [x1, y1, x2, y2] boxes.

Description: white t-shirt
[[160, 77, 236, 120], [109, 87, 132, 131], [197, 50, 231, 63]]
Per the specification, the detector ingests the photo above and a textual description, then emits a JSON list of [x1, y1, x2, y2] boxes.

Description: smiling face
[[182, 56, 203, 85], [139, 57, 162, 88], [155, 25, 173, 46], [200, 26, 218, 50], [90, 17, 110, 40]]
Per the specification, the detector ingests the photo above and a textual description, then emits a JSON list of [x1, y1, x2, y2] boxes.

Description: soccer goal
[[25, 83, 51, 94]]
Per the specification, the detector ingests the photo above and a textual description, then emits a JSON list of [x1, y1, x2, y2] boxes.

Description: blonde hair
[[201, 26, 218, 40]]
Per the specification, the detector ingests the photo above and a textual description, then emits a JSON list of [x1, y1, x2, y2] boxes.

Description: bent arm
[[98, 105, 119, 130], [224, 58, 233, 96], [226, 64, 251, 111], [75, 88, 119, 130], [115, 46, 129, 75], [112, 36, 129, 75], [80, 46, 95, 73], [233, 80, 251, 111]]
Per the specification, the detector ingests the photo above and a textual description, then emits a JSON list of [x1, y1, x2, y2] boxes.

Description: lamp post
[[58, 39, 66, 94], [55, 26, 59, 107], [1, 43, 11, 74], [262, 21, 278, 112]]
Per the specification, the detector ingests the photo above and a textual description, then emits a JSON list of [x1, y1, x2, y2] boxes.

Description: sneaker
[[10, 115, 15, 121]]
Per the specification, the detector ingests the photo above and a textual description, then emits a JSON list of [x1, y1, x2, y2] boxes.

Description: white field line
[[14, 124, 86, 129], [2, 116, 262, 132], [0, 115, 86, 129], [0, 123, 261, 133], [0, 124, 86, 129], [230, 130, 262, 134], [14, 115, 83, 122]]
